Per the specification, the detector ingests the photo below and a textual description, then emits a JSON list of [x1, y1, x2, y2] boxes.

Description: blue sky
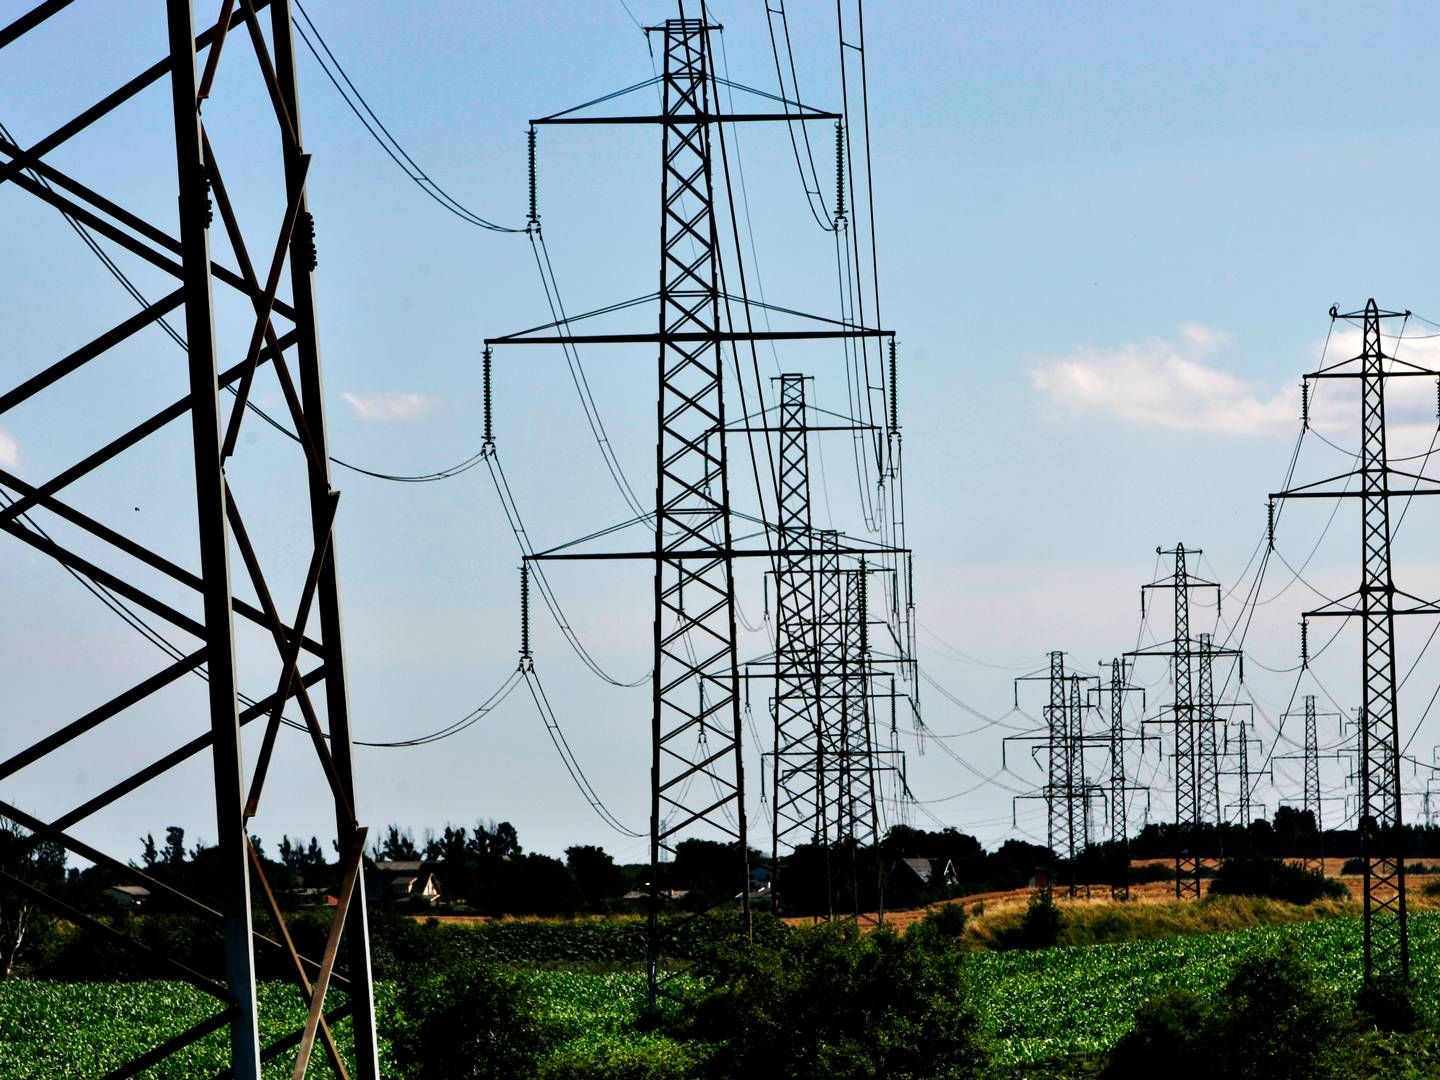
[[7, 0, 1440, 868]]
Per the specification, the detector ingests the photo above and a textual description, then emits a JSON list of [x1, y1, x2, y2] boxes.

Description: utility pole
[[1097, 658, 1149, 900], [0, 3, 379, 1074], [1129, 545, 1235, 899], [1276, 695, 1346, 873], [1221, 717, 1267, 827], [1008, 654, 1103, 896], [491, 11, 892, 996], [1272, 299, 1440, 984]]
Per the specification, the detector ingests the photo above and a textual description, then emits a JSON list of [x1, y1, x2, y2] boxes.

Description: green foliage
[[0, 979, 395, 1076], [994, 890, 1064, 950], [1209, 854, 1347, 904], [672, 920, 988, 1079], [1357, 973, 1425, 1034], [1103, 989, 1209, 1080], [907, 903, 967, 950], [385, 960, 558, 1080]]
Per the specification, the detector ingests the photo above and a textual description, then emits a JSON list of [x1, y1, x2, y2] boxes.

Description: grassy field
[[2, 911, 1437, 1076]]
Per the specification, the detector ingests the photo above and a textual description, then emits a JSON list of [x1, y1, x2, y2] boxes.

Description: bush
[[1209, 854, 1346, 904], [1342, 857, 1366, 875], [1356, 974, 1424, 1034], [1104, 989, 1210, 1080], [384, 959, 559, 1080], [995, 889, 1063, 950], [1422, 879, 1440, 899], [1109, 945, 1355, 1080], [907, 903, 967, 950], [672, 920, 987, 1079], [537, 1040, 706, 1080]]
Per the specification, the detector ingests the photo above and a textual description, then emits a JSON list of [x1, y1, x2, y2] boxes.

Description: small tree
[[0, 820, 65, 978]]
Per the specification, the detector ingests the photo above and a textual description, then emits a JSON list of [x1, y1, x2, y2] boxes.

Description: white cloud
[[1031, 320, 1440, 447], [0, 428, 18, 469], [1029, 324, 1294, 436], [340, 391, 438, 422]]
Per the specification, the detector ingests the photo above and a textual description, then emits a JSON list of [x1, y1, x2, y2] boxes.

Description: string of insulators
[[526, 127, 539, 231], [888, 337, 899, 435], [858, 557, 869, 657], [203, 178, 214, 228], [296, 211, 317, 271], [834, 121, 846, 222], [519, 562, 532, 669], [1267, 500, 1275, 551], [1434, 376, 1439, 425], [482, 346, 494, 451], [905, 553, 914, 608], [1300, 618, 1308, 669], [1300, 380, 1308, 429]]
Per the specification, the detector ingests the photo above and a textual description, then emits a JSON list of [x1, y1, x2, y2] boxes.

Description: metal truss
[[1272, 298, 1440, 983], [1197, 633, 1222, 830], [1221, 718, 1265, 827], [1099, 657, 1148, 900], [1129, 545, 1232, 900], [1276, 694, 1346, 874], [1, 1, 377, 1074], [489, 8, 888, 997], [770, 374, 822, 910]]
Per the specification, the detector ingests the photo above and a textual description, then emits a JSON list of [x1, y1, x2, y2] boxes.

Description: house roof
[[901, 857, 934, 883], [373, 860, 423, 874], [105, 884, 151, 898]]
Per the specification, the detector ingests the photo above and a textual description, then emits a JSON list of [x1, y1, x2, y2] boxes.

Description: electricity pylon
[[1096, 658, 1149, 899], [1008, 654, 1104, 896], [1276, 694, 1346, 873], [1129, 545, 1236, 899], [489, 10, 890, 997], [1221, 716, 1267, 826], [0, 2, 378, 1074], [1271, 299, 1440, 984]]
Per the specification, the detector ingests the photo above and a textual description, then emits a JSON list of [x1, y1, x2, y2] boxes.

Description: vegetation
[[1208, 853, 1347, 904], [668, 920, 988, 1079]]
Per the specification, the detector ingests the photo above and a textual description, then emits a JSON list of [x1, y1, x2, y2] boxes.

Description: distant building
[[900, 856, 958, 889], [367, 860, 441, 909], [103, 884, 150, 908]]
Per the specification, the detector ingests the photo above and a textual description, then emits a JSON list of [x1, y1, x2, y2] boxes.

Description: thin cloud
[[1030, 324, 1293, 436], [0, 428, 18, 469], [340, 391, 438, 422]]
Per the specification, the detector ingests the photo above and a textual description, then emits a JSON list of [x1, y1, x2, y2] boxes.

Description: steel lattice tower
[[1102, 658, 1148, 900], [1047, 652, 1069, 882], [1277, 694, 1346, 874], [0, 2, 379, 1073], [492, 5, 890, 991], [770, 374, 821, 911], [1272, 299, 1440, 983], [1130, 545, 1228, 900], [1197, 633, 1223, 830]]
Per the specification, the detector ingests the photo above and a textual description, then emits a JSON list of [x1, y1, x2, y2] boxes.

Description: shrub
[[384, 959, 559, 1080], [1209, 854, 1346, 904], [996, 889, 1063, 950], [907, 903, 967, 950], [672, 920, 987, 1079], [1104, 989, 1210, 1080], [1356, 973, 1424, 1034], [1423, 879, 1440, 899], [537, 1040, 707, 1080], [1210, 945, 1354, 1079], [1109, 945, 1355, 1080], [1342, 857, 1366, 875]]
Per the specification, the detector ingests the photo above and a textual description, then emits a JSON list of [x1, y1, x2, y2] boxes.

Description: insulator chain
[[203, 178, 214, 228], [1299, 618, 1309, 668], [1267, 500, 1275, 551], [858, 557, 869, 657], [1300, 380, 1309, 429], [888, 336, 900, 436], [519, 562, 533, 670], [527, 126, 539, 231], [834, 121, 846, 223], [1435, 376, 1439, 425], [295, 211, 317, 271], [482, 346, 495, 452]]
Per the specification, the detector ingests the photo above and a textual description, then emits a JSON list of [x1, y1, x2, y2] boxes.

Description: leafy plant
[[672, 920, 987, 1079], [1209, 854, 1346, 904]]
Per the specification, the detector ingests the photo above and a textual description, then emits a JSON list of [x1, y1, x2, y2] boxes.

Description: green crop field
[[2, 914, 1437, 1076]]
